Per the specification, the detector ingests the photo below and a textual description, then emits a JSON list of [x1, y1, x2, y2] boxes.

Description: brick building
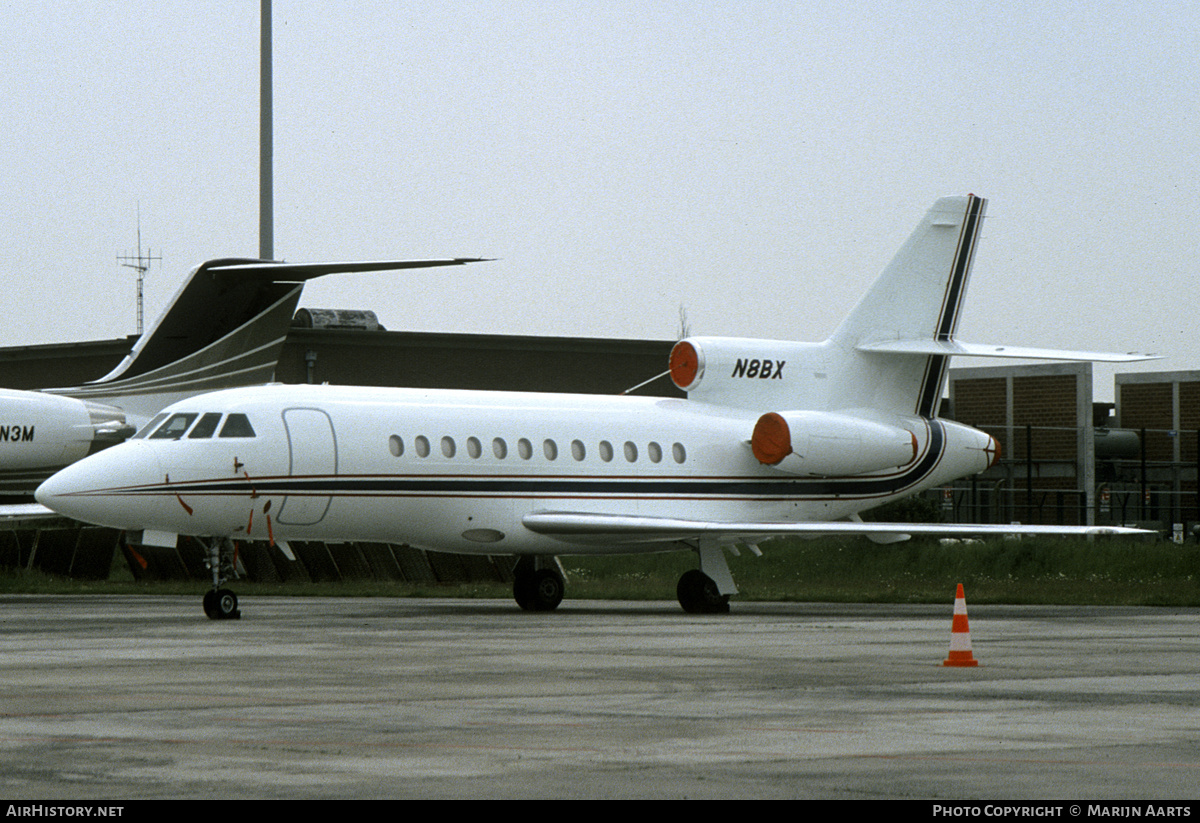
[[949, 363, 1200, 533], [948, 363, 1095, 526], [1115, 371, 1200, 532]]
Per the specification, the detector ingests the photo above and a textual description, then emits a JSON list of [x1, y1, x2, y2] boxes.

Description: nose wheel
[[202, 537, 242, 620], [203, 588, 241, 620]]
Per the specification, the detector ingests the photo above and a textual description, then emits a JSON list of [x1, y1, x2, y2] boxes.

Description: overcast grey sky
[[2, 2, 1194, 399]]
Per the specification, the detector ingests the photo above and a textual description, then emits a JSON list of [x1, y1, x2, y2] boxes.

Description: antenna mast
[[117, 205, 161, 335]]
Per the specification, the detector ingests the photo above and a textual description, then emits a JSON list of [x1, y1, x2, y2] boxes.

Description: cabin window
[[543, 439, 558, 460], [467, 437, 482, 459], [647, 441, 663, 463], [218, 414, 256, 438], [571, 439, 585, 461], [188, 413, 223, 439], [441, 436, 456, 458], [132, 413, 169, 440], [517, 438, 533, 460], [673, 442, 687, 464], [598, 440, 614, 462], [415, 435, 431, 457], [493, 438, 508, 459], [624, 441, 638, 462], [149, 413, 198, 440], [388, 435, 404, 457]]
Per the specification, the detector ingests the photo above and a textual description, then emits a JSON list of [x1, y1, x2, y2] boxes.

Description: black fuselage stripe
[[67, 423, 947, 502]]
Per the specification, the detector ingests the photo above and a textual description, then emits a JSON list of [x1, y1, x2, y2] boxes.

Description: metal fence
[[930, 423, 1200, 538]]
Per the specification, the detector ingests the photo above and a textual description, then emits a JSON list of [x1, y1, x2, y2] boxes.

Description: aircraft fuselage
[[36, 383, 995, 555]]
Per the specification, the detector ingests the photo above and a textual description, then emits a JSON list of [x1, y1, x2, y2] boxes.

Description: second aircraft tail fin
[[51, 257, 485, 419]]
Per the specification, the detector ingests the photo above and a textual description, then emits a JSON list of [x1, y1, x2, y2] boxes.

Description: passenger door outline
[[276, 407, 337, 526]]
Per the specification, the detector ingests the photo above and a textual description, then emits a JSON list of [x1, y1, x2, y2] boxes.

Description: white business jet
[[35, 196, 1151, 619]]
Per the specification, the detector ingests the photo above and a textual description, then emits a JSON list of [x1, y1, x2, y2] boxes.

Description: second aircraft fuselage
[[36, 384, 996, 555]]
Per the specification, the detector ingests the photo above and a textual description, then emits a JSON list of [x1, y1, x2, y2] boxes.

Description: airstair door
[[276, 407, 337, 526]]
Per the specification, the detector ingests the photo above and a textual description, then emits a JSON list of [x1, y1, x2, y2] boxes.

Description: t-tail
[[827, 194, 986, 417], [666, 195, 986, 416]]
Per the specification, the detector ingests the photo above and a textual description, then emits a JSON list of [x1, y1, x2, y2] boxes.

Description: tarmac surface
[[0, 594, 1196, 800]]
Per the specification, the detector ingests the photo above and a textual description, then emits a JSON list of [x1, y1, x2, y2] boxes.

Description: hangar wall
[[0, 337, 131, 391], [0, 328, 680, 397], [274, 328, 681, 397]]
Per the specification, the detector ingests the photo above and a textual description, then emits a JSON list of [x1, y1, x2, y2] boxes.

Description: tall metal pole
[[259, 0, 273, 260]]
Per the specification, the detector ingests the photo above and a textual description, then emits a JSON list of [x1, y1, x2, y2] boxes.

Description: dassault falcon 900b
[[36, 196, 1152, 619]]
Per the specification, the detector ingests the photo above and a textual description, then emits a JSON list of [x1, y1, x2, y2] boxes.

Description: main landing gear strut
[[202, 537, 241, 620]]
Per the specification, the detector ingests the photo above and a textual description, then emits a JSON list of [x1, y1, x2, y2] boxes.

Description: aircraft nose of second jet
[[36, 442, 163, 529]]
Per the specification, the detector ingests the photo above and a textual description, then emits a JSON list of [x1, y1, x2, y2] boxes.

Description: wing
[[0, 503, 59, 521], [522, 511, 1150, 547]]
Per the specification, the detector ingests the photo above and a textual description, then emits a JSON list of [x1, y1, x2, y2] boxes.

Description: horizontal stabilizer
[[856, 339, 1158, 363], [206, 257, 489, 284], [523, 511, 1150, 545]]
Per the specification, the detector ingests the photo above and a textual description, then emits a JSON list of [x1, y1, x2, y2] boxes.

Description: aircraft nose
[[36, 442, 163, 529]]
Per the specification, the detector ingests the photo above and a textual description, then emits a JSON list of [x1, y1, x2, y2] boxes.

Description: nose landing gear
[[203, 537, 241, 620]]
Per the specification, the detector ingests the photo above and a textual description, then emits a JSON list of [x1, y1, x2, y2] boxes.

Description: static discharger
[[943, 583, 979, 667]]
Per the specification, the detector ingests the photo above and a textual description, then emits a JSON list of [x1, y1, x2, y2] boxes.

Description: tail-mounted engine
[[750, 410, 918, 477], [669, 336, 824, 407], [0, 389, 134, 477]]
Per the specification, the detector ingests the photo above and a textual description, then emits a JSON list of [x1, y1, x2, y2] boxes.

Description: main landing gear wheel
[[514, 568, 565, 612], [203, 588, 241, 620], [677, 569, 730, 614]]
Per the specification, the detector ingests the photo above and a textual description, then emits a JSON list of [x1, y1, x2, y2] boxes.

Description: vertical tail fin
[[826, 194, 986, 416], [667, 197, 986, 414]]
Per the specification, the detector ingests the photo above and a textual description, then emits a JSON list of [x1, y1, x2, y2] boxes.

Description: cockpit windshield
[[131, 412, 169, 440], [138, 411, 257, 441], [218, 413, 255, 438], [187, 413, 224, 439], [147, 413, 198, 440]]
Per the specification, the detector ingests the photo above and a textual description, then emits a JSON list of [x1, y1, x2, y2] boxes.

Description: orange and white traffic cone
[[943, 583, 979, 667]]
